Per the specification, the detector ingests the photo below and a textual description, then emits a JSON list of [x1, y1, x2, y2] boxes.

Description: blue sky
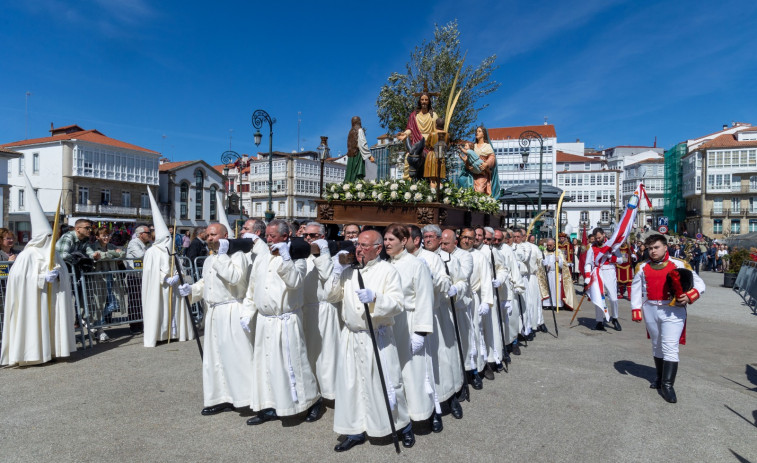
[[1, 0, 755, 162]]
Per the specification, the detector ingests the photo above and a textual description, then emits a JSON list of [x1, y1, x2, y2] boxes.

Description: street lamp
[[519, 130, 545, 237], [317, 136, 330, 198], [221, 150, 241, 216], [252, 109, 276, 222]]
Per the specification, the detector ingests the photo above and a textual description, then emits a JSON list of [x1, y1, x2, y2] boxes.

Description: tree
[[376, 20, 500, 142]]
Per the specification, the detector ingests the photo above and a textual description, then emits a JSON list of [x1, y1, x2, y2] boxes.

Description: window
[[731, 220, 741, 234], [564, 163, 570, 171], [141, 193, 149, 209], [750, 219, 757, 233], [209, 186, 217, 221], [584, 162, 590, 171], [296, 201, 303, 213], [101, 189, 111, 205], [180, 182, 189, 219], [32, 153, 39, 174], [601, 210, 610, 223], [78, 187, 89, 205], [18, 156, 25, 175], [278, 201, 285, 214], [713, 219, 723, 234], [122, 191, 131, 207], [751, 197, 757, 213], [255, 203, 262, 215], [18, 189, 25, 210], [195, 170, 204, 220], [580, 211, 589, 223], [731, 197, 741, 213], [712, 198, 723, 213]]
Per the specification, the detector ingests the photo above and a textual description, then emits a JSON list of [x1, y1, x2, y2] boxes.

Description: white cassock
[[416, 248, 463, 402], [467, 247, 494, 370], [188, 250, 254, 408], [244, 246, 319, 416], [498, 244, 523, 345], [515, 242, 544, 331], [302, 249, 341, 400], [324, 257, 410, 437], [389, 250, 435, 421], [1, 249, 76, 366], [542, 250, 566, 308], [142, 241, 195, 347], [477, 244, 504, 364], [451, 247, 477, 371]]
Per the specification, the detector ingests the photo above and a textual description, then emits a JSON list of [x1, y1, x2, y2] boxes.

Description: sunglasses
[[303, 233, 321, 238]]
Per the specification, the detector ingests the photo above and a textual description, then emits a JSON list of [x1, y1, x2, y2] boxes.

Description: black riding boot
[[660, 360, 678, 403], [650, 357, 663, 389]]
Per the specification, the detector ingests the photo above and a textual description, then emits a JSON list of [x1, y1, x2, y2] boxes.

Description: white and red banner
[[584, 183, 651, 319]]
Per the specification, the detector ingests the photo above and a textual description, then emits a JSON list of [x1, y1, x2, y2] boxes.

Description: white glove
[[271, 242, 291, 261], [178, 284, 192, 297], [217, 239, 229, 255], [478, 303, 490, 316], [242, 233, 259, 242], [332, 250, 350, 276], [240, 316, 252, 333], [313, 239, 330, 255], [411, 333, 425, 354], [492, 278, 502, 288], [355, 288, 375, 303], [44, 268, 59, 283], [447, 285, 458, 297], [505, 301, 513, 317], [165, 275, 180, 286]]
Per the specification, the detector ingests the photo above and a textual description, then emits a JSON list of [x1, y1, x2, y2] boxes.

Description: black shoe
[[470, 371, 483, 390], [512, 343, 521, 356], [594, 322, 606, 331], [448, 396, 463, 419], [201, 402, 235, 416], [660, 360, 678, 403], [526, 332, 535, 341], [304, 398, 322, 422], [483, 364, 495, 380], [611, 318, 622, 331], [431, 412, 443, 433], [401, 428, 415, 448], [504, 355, 512, 365], [517, 333, 526, 342], [541, 324, 549, 334], [334, 436, 366, 452], [246, 409, 277, 425], [494, 362, 505, 372], [650, 357, 663, 389], [456, 385, 470, 402]]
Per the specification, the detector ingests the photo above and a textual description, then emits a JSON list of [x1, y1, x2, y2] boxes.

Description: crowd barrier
[[0, 255, 208, 351], [732, 261, 757, 314]]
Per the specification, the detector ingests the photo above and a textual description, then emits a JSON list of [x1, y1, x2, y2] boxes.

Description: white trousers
[[642, 302, 686, 362], [594, 265, 619, 322]]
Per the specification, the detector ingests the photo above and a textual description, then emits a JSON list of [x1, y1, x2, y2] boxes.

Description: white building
[[0, 147, 22, 229], [555, 151, 621, 236], [621, 157, 665, 230], [1, 124, 160, 242], [221, 150, 346, 222], [489, 124, 557, 192], [158, 160, 226, 234]]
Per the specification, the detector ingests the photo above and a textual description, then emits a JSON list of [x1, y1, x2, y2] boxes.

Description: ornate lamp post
[[221, 150, 241, 214], [252, 110, 276, 222], [317, 136, 330, 198], [519, 130, 545, 238]]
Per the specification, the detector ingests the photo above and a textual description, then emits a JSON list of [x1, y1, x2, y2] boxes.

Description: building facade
[[488, 124, 557, 192], [158, 160, 226, 233], [2, 124, 159, 242]]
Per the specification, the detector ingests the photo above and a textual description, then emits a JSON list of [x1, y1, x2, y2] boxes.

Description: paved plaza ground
[[1, 270, 755, 462]]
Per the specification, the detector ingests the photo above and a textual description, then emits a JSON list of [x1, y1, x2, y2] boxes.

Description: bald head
[[205, 223, 228, 251], [440, 229, 458, 254]]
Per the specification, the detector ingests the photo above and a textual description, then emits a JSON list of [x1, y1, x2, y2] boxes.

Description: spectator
[[182, 230, 191, 254], [0, 228, 17, 261], [185, 227, 208, 263], [125, 225, 152, 333], [85, 227, 126, 342], [55, 218, 92, 265], [717, 244, 728, 272]]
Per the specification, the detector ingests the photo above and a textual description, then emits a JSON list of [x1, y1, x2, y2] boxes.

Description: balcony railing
[[75, 204, 98, 213], [100, 205, 137, 215], [728, 208, 742, 217], [729, 184, 757, 193], [710, 208, 728, 217]]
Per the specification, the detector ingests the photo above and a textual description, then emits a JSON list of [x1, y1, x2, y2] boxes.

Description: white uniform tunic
[[325, 257, 410, 437], [188, 250, 254, 408], [302, 250, 341, 400], [142, 238, 195, 347], [584, 244, 624, 321], [499, 243, 523, 344], [477, 244, 504, 363], [542, 250, 566, 308], [389, 250, 435, 421], [244, 245, 320, 416], [415, 248, 463, 403], [467, 247, 494, 370], [1, 245, 76, 366], [515, 242, 544, 331], [451, 247, 477, 370]]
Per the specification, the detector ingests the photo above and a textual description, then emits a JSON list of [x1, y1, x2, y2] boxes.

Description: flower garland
[[323, 179, 501, 215]]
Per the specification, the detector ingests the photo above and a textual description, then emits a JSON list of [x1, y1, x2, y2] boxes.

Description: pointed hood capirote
[[23, 173, 53, 250], [146, 186, 170, 247], [215, 190, 233, 237]]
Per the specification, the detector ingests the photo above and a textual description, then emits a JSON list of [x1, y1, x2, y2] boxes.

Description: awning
[[67, 216, 137, 226]]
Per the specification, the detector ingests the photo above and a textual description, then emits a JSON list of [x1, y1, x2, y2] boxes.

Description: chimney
[[723, 124, 728, 130]]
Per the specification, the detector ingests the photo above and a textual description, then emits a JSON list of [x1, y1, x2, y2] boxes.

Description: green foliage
[[324, 179, 501, 214], [724, 247, 751, 274], [376, 20, 500, 142]]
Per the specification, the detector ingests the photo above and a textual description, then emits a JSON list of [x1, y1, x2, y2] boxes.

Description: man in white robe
[[1, 175, 76, 366], [325, 230, 412, 452], [441, 229, 484, 390], [461, 227, 494, 381], [493, 229, 523, 354], [542, 238, 567, 309], [301, 221, 340, 401], [243, 219, 321, 425], [513, 228, 545, 336], [476, 227, 506, 375], [142, 188, 195, 347], [418, 225, 464, 420], [179, 223, 255, 416]]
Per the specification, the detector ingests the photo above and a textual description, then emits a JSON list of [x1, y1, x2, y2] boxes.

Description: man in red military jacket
[[631, 234, 705, 404], [557, 233, 574, 282], [616, 242, 635, 300]]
